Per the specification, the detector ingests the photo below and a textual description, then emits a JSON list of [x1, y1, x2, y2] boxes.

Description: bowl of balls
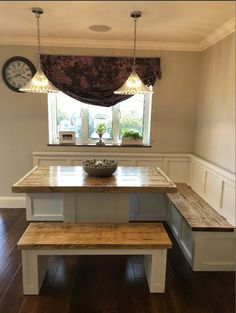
[[83, 159, 118, 177]]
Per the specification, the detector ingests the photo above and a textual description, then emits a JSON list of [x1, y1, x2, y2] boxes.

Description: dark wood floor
[[0, 209, 235, 313]]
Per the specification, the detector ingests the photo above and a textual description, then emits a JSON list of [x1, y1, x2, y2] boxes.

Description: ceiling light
[[89, 25, 111, 32], [20, 8, 58, 93], [114, 11, 152, 95]]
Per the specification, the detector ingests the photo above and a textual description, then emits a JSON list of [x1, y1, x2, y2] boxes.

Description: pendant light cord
[[132, 16, 138, 70], [36, 12, 41, 68]]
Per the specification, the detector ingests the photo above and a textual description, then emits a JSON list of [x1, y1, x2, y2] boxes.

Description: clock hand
[[21, 74, 31, 79], [8, 74, 20, 79], [9, 73, 28, 80]]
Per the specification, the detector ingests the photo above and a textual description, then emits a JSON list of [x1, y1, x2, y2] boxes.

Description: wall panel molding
[[190, 155, 235, 226]]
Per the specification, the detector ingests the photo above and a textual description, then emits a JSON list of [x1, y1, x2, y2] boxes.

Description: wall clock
[[2, 56, 36, 92]]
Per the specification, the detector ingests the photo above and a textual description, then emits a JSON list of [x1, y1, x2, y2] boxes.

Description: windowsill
[[47, 143, 152, 148]]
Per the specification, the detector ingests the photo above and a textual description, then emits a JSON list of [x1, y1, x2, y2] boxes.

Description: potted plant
[[121, 129, 143, 145], [96, 123, 106, 146]]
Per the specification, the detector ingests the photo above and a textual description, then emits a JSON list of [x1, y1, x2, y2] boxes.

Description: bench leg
[[21, 250, 48, 295], [144, 250, 167, 293]]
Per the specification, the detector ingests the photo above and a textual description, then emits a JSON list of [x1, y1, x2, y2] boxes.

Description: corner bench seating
[[167, 183, 235, 271], [167, 183, 234, 232], [18, 222, 172, 295]]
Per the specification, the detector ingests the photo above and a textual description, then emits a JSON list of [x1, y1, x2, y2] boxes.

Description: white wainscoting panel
[[37, 158, 71, 166], [190, 155, 235, 226], [135, 159, 163, 169], [190, 161, 206, 196], [204, 171, 222, 212], [33, 152, 191, 182], [70, 159, 86, 166], [163, 157, 190, 183], [221, 181, 235, 226]]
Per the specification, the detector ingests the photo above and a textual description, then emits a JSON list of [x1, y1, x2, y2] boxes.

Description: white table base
[[21, 249, 168, 295], [26, 193, 130, 223]]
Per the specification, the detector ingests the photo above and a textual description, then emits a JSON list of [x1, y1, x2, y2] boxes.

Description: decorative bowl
[[83, 159, 118, 177]]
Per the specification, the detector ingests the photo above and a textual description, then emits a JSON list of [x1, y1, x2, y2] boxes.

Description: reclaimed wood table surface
[[12, 166, 177, 223], [12, 166, 177, 193]]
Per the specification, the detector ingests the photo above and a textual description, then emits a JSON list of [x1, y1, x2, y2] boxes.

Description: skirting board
[[0, 197, 26, 208]]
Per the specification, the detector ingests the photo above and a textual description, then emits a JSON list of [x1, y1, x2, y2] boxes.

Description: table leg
[[21, 251, 48, 295], [144, 250, 167, 293]]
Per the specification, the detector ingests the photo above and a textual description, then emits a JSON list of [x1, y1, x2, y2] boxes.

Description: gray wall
[[194, 33, 235, 173], [0, 45, 200, 197]]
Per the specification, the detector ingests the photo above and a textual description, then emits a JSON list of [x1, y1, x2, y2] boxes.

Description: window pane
[[119, 94, 144, 138], [88, 105, 113, 139], [56, 92, 82, 139]]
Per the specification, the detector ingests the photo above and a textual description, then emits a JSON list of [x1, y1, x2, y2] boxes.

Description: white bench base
[[168, 201, 236, 271], [21, 248, 168, 295]]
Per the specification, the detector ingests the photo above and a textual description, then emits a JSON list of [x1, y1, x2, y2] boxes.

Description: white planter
[[121, 137, 143, 145]]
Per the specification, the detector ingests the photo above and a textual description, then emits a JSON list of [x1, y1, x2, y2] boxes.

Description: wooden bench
[[167, 183, 234, 232], [18, 222, 172, 295], [167, 183, 235, 271]]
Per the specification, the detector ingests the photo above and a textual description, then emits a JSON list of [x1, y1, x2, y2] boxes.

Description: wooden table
[[12, 166, 177, 223]]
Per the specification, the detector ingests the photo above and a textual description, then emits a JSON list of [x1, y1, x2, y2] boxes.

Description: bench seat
[[18, 222, 172, 295], [167, 183, 234, 232], [167, 183, 235, 271]]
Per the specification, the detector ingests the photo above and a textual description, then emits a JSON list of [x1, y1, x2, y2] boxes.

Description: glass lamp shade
[[114, 70, 152, 95], [19, 67, 58, 93]]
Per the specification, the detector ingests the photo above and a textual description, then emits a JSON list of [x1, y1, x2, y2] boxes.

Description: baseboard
[[193, 262, 236, 272], [0, 196, 26, 208]]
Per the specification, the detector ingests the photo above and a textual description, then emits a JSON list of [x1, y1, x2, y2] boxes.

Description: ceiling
[[0, 1, 235, 50]]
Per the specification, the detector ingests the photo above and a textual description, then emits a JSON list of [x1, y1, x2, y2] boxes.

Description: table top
[[12, 166, 177, 193]]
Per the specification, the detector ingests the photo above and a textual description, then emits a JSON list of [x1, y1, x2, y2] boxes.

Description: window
[[48, 90, 152, 145]]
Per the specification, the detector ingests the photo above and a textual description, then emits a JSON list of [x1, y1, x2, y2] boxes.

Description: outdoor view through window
[[48, 91, 152, 145]]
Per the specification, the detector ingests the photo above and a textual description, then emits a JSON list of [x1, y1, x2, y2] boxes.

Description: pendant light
[[20, 8, 58, 93], [114, 11, 152, 95]]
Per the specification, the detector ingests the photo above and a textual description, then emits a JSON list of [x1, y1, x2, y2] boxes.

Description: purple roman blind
[[40, 55, 161, 107]]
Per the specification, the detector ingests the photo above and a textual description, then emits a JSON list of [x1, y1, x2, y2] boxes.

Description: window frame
[[48, 92, 152, 145]]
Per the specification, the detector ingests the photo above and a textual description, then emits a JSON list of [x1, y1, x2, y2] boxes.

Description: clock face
[[2, 56, 36, 92]]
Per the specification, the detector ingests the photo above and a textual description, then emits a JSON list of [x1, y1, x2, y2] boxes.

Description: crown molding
[[198, 17, 235, 51], [0, 17, 234, 52], [0, 36, 200, 51]]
